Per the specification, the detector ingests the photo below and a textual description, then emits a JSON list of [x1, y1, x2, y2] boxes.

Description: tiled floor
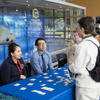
[[0, 92, 20, 100]]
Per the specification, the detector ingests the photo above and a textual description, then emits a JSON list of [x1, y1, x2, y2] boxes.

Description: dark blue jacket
[[0, 57, 27, 86]]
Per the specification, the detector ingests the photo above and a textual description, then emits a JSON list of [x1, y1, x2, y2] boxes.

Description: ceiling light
[[16, 9, 18, 11], [28, 4, 30, 6], [46, 4, 48, 6], [26, 0, 28, 3]]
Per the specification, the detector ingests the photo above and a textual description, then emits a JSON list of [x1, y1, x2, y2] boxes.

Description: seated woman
[[0, 43, 27, 86]]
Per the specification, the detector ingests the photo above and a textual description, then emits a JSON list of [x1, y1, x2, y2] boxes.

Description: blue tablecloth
[[0, 65, 75, 100]]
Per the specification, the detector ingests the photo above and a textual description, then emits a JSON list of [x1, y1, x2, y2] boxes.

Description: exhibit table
[[0, 65, 75, 100]]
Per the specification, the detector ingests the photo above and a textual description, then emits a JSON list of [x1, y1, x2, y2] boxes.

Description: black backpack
[[86, 40, 100, 82]]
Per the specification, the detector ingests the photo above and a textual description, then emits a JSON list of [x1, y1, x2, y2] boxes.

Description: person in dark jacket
[[0, 43, 27, 86]]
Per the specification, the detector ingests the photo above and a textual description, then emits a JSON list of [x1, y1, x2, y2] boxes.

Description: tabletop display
[[0, 65, 75, 100]]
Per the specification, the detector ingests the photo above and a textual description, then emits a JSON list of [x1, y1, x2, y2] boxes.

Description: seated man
[[30, 38, 54, 76]]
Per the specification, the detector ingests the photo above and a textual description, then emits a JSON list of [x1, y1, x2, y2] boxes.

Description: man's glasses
[[38, 42, 46, 46]]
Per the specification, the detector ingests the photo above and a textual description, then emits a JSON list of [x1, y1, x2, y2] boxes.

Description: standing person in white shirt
[[68, 17, 100, 100]]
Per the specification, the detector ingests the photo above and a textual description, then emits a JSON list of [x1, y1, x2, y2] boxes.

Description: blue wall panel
[[0, 46, 4, 66], [0, 9, 66, 66], [4, 45, 8, 60]]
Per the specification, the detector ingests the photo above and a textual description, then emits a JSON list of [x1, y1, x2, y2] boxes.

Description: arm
[[67, 45, 77, 65], [19, 58, 27, 77], [69, 46, 90, 74], [30, 55, 43, 74], [48, 54, 54, 70], [22, 67, 27, 77], [1, 62, 20, 85]]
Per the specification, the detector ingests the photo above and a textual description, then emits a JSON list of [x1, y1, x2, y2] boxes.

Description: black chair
[[25, 63, 32, 77], [56, 53, 67, 67]]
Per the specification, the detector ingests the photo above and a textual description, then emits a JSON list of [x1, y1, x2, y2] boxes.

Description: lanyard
[[12, 59, 22, 75], [17, 59, 22, 75]]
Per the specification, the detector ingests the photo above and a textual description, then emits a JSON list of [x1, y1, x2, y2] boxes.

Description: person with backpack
[[68, 17, 100, 100]]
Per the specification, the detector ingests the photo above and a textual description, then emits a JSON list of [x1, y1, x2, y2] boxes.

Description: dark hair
[[78, 17, 94, 34], [92, 32, 99, 37], [35, 38, 46, 46], [8, 43, 20, 57]]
